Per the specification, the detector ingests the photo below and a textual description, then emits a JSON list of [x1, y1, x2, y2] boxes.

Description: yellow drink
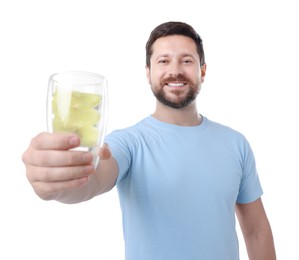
[[52, 90, 102, 147]]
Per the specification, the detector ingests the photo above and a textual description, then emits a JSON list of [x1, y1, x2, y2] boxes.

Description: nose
[[168, 61, 183, 77]]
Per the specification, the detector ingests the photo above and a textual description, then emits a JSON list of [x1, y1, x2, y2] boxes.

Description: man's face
[[146, 35, 205, 109]]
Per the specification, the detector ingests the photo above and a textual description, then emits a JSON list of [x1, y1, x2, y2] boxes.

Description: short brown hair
[[145, 21, 205, 68]]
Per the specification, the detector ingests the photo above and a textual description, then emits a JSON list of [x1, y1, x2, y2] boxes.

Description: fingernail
[[69, 136, 79, 146]]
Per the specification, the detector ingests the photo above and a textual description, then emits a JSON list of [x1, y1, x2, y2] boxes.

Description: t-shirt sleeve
[[236, 139, 263, 204], [104, 130, 132, 184]]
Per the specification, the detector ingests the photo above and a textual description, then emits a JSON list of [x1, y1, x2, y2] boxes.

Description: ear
[[200, 64, 207, 83], [146, 65, 151, 84]]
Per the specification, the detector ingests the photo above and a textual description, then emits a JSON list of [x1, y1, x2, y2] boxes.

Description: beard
[[152, 75, 200, 109]]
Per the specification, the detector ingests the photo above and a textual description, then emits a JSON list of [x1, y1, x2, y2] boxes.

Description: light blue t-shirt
[[105, 116, 263, 260]]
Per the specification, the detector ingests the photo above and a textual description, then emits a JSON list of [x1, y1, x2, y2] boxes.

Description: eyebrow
[[155, 53, 196, 60]]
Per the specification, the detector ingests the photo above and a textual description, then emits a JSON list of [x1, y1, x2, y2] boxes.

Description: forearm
[[244, 225, 276, 260], [52, 156, 118, 204]]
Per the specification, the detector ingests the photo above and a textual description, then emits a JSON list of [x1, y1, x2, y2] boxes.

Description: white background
[[1, 0, 298, 259]]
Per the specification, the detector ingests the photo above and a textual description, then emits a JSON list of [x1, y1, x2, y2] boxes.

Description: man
[[22, 21, 276, 259]]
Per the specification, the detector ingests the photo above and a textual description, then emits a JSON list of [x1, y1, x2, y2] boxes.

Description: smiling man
[[147, 33, 205, 123], [23, 21, 276, 260], [147, 34, 204, 110]]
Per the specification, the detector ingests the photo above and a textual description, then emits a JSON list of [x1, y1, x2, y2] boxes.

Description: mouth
[[165, 82, 186, 88]]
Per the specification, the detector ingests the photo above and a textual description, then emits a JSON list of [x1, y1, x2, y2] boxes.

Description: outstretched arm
[[236, 198, 276, 260]]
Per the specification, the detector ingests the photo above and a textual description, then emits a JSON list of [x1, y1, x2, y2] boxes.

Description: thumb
[[99, 143, 112, 160]]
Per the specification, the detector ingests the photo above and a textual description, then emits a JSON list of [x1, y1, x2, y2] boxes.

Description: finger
[[99, 143, 112, 160], [28, 149, 93, 167], [26, 164, 95, 183], [32, 177, 90, 200], [31, 132, 80, 151]]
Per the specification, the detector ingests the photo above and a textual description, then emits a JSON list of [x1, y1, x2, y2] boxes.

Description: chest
[[125, 134, 243, 208]]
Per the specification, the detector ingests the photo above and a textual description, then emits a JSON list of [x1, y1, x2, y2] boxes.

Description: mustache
[[161, 75, 190, 85]]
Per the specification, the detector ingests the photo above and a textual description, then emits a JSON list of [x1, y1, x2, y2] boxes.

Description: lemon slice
[[52, 90, 102, 147], [71, 91, 102, 108], [77, 126, 99, 147]]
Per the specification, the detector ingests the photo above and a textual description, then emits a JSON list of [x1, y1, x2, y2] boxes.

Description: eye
[[182, 59, 193, 64], [158, 59, 168, 64]]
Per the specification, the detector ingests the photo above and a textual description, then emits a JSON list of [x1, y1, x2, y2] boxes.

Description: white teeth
[[167, 83, 184, 87]]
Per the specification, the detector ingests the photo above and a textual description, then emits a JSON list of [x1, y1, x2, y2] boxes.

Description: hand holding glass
[[47, 71, 108, 167]]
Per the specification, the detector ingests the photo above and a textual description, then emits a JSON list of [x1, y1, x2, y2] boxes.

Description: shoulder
[[205, 118, 246, 139], [105, 116, 152, 143], [204, 117, 254, 155]]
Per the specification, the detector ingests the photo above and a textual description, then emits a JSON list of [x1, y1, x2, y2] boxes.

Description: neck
[[152, 101, 202, 126]]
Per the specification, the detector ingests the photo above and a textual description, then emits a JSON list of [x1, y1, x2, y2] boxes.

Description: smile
[[166, 83, 186, 87]]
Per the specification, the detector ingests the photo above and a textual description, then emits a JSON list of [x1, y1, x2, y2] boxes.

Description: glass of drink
[[47, 71, 108, 167]]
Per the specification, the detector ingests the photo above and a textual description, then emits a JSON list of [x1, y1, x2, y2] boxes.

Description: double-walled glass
[[47, 71, 108, 167]]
